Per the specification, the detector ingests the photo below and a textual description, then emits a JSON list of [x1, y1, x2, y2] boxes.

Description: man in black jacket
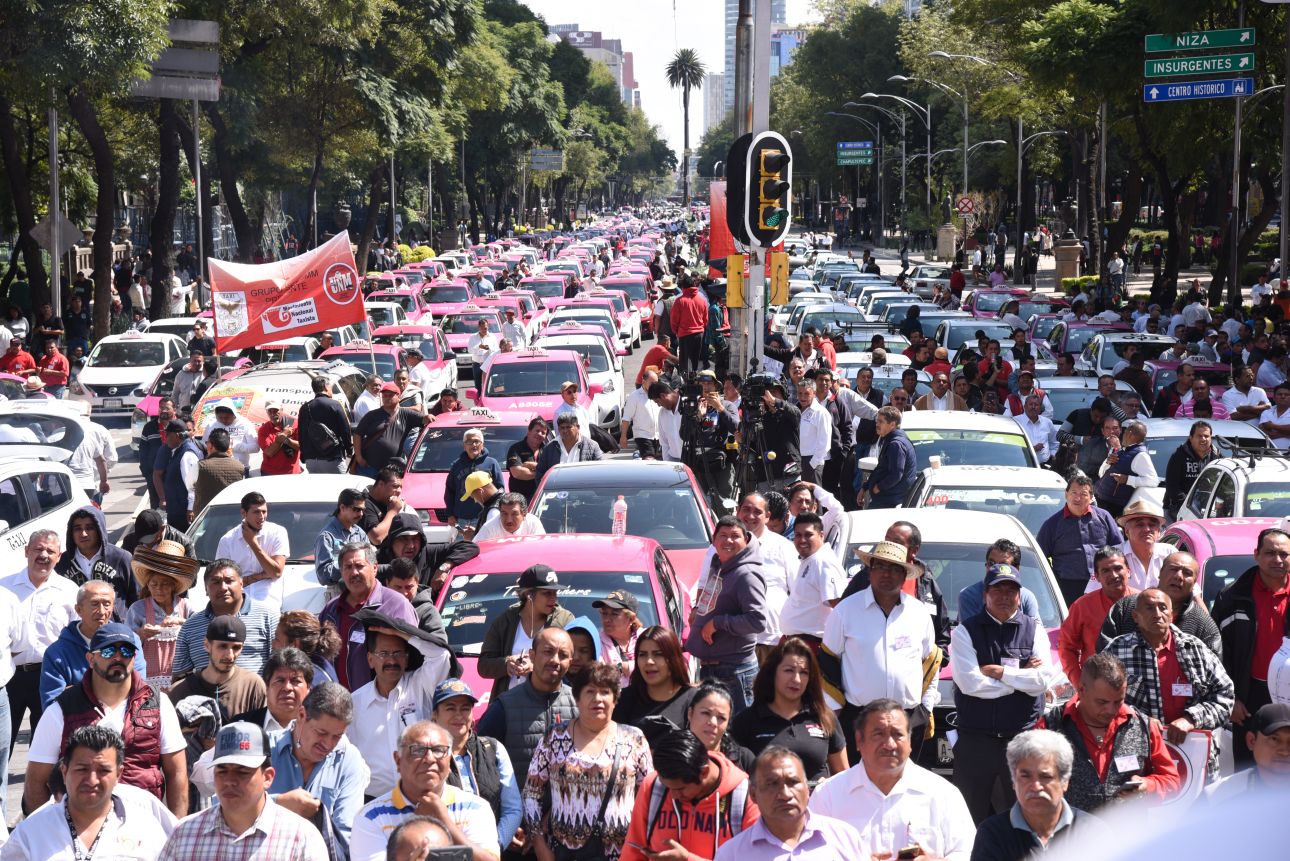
[[1163, 420, 1216, 518], [376, 512, 480, 591], [755, 381, 801, 492], [1212, 526, 1290, 764], [298, 376, 353, 474], [138, 397, 177, 509]]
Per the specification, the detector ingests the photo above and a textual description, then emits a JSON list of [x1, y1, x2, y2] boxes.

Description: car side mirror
[[588, 383, 604, 396]]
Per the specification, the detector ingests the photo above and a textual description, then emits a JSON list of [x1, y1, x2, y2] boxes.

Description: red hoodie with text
[[620, 751, 759, 861]]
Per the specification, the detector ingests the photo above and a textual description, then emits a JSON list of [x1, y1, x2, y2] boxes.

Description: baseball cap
[[984, 563, 1022, 588], [432, 678, 479, 709], [163, 419, 188, 435], [89, 622, 136, 652], [560, 380, 578, 392], [380, 381, 401, 394], [206, 614, 247, 643], [517, 564, 561, 589], [134, 509, 166, 546], [593, 590, 640, 615], [265, 400, 283, 411], [459, 470, 495, 502], [1252, 703, 1290, 735], [212, 721, 270, 768]]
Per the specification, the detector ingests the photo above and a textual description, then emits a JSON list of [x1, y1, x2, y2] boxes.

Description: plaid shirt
[[1105, 626, 1234, 776], [158, 794, 328, 861]]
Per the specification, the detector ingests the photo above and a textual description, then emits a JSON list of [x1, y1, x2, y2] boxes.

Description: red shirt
[[38, 351, 69, 386], [258, 419, 301, 475], [923, 360, 952, 378], [1155, 632, 1189, 722], [1251, 575, 1290, 680], [636, 345, 673, 385], [1038, 700, 1182, 800], [1059, 587, 1139, 687], [0, 350, 35, 374]]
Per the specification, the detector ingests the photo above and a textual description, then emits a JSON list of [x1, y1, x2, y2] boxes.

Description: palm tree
[[665, 49, 706, 206]]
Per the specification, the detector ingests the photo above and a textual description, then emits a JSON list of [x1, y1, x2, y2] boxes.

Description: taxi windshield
[[190, 500, 331, 564], [425, 285, 471, 304], [375, 294, 417, 314], [409, 424, 531, 472], [368, 307, 400, 327], [920, 485, 1064, 537], [527, 280, 567, 299], [972, 293, 1016, 313], [533, 485, 710, 549], [942, 324, 1012, 350], [905, 428, 1037, 469], [439, 572, 659, 656], [87, 342, 166, 368], [444, 315, 501, 335], [539, 341, 611, 373], [603, 281, 648, 301], [484, 361, 582, 396]]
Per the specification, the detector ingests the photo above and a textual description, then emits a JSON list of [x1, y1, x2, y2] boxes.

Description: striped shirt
[[157, 794, 327, 861], [170, 596, 279, 677], [350, 782, 498, 861]]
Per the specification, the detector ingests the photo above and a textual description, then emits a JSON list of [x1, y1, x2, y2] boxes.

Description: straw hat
[[1117, 497, 1166, 527], [23, 376, 44, 393], [131, 539, 199, 594], [856, 540, 917, 578]]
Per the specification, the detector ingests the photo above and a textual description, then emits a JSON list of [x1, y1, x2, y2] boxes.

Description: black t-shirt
[[612, 685, 697, 746], [187, 336, 217, 356], [34, 315, 63, 349], [504, 438, 542, 502], [66, 308, 92, 340], [728, 702, 844, 784], [360, 490, 391, 535], [356, 406, 422, 470]]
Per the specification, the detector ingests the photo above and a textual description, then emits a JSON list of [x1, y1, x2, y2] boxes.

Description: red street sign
[[956, 196, 974, 214]]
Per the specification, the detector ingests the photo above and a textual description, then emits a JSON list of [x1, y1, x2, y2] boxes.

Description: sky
[[520, 0, 820, 158]]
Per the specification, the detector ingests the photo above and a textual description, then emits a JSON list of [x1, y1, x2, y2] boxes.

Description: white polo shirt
[[822, 588, 938, 711], [809, 760, 975, 861], [622, 387, 660, 440], [0, 568, 78, 665], [2, 782, 177, 861], [1222, 384, 1270, 426], [779, 544, 847, 639], [216, 520, 290, 608]]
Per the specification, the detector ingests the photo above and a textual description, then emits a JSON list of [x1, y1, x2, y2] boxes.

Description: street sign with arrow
[[1144, 28, 1255, 52], [1145, 53, 1255, 77], [1144, 77, 1254, 102]]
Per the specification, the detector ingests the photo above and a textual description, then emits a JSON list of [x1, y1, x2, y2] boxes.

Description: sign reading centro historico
[[1145, 53, 1254, 77], [1144, 28, 1255, 53]]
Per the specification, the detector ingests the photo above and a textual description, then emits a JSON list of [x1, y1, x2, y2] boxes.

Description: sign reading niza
[[1144, 28, 1255, 53]]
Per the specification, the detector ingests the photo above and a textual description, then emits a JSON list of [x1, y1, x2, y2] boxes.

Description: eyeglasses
[[346, 504, 366, 513], [373, 649, 408, 660], [403, 743, 451, 760], [97, 644, 137, 660]]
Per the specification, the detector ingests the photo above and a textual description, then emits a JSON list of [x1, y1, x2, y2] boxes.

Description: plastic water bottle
[[611, 496, 628, 537]]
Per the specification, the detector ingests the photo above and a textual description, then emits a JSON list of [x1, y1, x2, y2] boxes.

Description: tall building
[[724, 0, 787, 110], [770, 26, 806, 77], [554, 27, 638, 107], [703, 73, 727, 137]]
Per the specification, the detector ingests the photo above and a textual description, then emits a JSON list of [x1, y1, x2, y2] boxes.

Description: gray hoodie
[[684, 536, 768, 663]]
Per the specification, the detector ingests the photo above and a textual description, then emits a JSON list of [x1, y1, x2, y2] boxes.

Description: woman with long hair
[[523, 662, 653, 861], [612, 627, 694, 743], [729, 637, 847, 784], [272, 609, 342, 686], [685, 681, 754, 774]]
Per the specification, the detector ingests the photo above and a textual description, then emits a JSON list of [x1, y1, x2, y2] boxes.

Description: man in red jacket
[[670, 277, 709, 374]]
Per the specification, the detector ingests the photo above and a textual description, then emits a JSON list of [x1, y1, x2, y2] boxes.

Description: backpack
[[305, 416, 343, 457]]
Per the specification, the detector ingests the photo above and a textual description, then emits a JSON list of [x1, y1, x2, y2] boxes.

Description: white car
[[534, 330, 626, 428], [1076, 332, 1176, 377], [144, 316, 200, 341], [0, 407, 95, 567], [69, 330, 189, 417], [365, 301, 410, 330], [857, 410, 1041, 478], [185, 474, 385, 613], [901, 464, 1067, 540], [1176, 453, 1290, 521], [545, 308, 626, 352]]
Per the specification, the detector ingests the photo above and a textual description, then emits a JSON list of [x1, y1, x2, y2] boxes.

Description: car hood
[[401, 474, 448, 518], [486, 396, 564, 417], [78, 366, 156, 386]]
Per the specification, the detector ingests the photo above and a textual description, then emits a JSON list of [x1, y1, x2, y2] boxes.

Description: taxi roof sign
[[463, 407, 500, 423]]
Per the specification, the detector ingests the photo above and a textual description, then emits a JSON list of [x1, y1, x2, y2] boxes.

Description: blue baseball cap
[[89, 622, 135, 653], [983, 563, 1022, 588], [432, 679, 478, 709]]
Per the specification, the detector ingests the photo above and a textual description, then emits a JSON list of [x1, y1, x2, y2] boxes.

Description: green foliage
[[1060, 276, 1101, 295]]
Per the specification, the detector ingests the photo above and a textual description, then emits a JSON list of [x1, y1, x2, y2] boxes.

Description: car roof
[[1203, 455, 1290, 478], [920, 465, 1067, 489], [427, 407, 539, 428], [1164, 517, 1279, 556], [447, 534, 659, 571], [94, 331, 185, 346], [1142, 418, 1266, 438], [899, 410, 1030, 433], [321, 342, 402, 356], [1042, 378, 1134, 392], [842, 508, 1041, 549], [1097, 332, 1175, 343], [226, 359, 368, 379], [203, 473, 374, 508], [537, 459, 696, 490], [488, 347, 583, 366]]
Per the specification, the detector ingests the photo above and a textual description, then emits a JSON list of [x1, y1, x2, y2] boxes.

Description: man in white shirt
[[4, 724, 178, 861], [200, 400, 259, 471], [1252, 273, 1274, 305], [779, 512, 846, 642], [2, 530, 78, 769], [66, 417, 116, 503], [949, 564, 1056, 824], [354, 375, 383, 421], [1222, 365, 1271, 425], [553, 381, 593, 441], [820, 541, 940, 762], [1088, 498, 1172, 593], [346, 613, 453, 800], [649, 380, 683, 462], [1260, 382, 1290, 450], [215, 491, 289, 610], [809, 700, 975, 860], [1015, 394, 1058, 463], [621, 368, 662, 458], [467, 319, 499, 391], [405, 349, 438, 393], [1182, 294, 1212, 334], [473, 493, 546, 542], [500, 308, 526, 349], [797, 382, 831, 485]]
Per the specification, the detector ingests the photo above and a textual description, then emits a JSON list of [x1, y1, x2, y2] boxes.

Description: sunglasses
[[97, 643, 137, 660]]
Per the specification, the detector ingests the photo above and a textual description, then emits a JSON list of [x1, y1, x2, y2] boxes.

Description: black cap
[[134, 509, 166, 545], [1252, 703, 1290, 735], [164, 419, 188, 435], [983, 563, 1022, 588], [206, 615, 247, 643], [517, 564, 560, 589], [593, 590, 639, 614]]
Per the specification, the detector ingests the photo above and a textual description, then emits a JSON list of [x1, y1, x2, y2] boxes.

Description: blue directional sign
[[1143, 77, 1254, 102], [837, 141, 874, 151]]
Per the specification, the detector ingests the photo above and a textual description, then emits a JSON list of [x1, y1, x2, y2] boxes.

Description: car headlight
[[602, 379, 614, 393], [132, 408, 146, 424], [72, 382, 89, 396]]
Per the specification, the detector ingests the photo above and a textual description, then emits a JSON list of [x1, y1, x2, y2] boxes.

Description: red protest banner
[[208, 232, 365, 352]]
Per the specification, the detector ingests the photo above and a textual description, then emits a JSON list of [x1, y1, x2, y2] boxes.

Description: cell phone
[[897, 845, 922, 860], [1123, 777, 1144, 791]]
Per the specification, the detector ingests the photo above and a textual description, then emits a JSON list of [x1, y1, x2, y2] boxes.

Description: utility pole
[[48, 87, 60, 312], [192, 100, 204, 280], [1229, 0, 1246, 305]]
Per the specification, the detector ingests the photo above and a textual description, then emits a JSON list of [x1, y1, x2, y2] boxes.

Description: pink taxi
[[369, 287, 434, 323], [435, 533, 692, 714], [1160, 517, 1275, 607], [519, 275, 572, 309], [402, 406, 536, 529], [467, 347, 600, 423], [440, 306, 505, 375], [598, 275, 655, 337], [422, 280, 479, 319]]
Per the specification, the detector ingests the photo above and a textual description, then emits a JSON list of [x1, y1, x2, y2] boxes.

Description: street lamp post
[[847, 102, 906, 241], [1014, 130, 1067, 282], [870, 88, 933, 218], [826, 111, 883, 244], [889, 74, 966, 201]]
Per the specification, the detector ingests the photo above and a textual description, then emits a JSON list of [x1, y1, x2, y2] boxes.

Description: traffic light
[[743, 131, 793, 247], [769, 251, 789, 306], [724, 134, 754, 247], [726, 255, 746, 308]]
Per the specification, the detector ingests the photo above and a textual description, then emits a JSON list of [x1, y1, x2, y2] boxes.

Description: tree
[[665, 48, 706, 206]]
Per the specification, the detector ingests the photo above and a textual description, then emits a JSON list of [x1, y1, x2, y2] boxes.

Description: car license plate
[[103, 398, 123, 409]]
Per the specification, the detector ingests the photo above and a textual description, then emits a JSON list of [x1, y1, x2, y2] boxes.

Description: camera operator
[[688, 370, 738, 512], [756, 380, 802, 491]]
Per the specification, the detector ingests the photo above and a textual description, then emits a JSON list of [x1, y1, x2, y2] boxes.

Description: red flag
[[208, 232, 365, 353]]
